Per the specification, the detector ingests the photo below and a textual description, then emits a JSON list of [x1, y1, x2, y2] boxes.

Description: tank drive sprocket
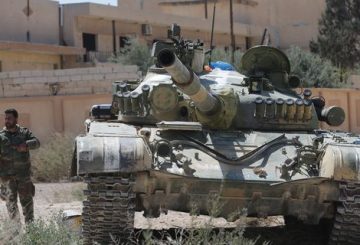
[[82, 174, 135, 244], [328, 182, 360, 245]]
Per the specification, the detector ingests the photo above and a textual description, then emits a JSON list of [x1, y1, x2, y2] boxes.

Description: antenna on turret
[[209, 2, 216, 64], [261, 28, 270, 46]]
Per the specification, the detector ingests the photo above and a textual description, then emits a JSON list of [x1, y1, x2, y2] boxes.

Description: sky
[[57, 0, 117, 6]]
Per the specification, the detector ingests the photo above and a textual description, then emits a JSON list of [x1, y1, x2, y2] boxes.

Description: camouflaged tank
[[72, 25, 360, 244]]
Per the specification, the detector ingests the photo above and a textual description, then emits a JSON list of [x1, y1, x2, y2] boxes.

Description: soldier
[[0, 109, 40, 224]]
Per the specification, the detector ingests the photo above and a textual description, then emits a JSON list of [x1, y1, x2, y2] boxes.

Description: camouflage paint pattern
[[0, 125, 39, 223]]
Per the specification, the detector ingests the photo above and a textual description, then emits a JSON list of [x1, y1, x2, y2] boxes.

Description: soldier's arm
[[25, 129, 40, 150]]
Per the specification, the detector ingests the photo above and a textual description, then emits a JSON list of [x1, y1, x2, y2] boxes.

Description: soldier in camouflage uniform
[[0, 109, 40, 224]]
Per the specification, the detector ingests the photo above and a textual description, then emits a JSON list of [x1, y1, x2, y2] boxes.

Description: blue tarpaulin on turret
[[210, 61, 235, 71]]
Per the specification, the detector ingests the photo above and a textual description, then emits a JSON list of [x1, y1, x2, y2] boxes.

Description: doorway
[[83, 33, 97, 62]]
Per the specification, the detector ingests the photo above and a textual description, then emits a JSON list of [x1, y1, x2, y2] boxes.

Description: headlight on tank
[[149, 83, 179, 112]]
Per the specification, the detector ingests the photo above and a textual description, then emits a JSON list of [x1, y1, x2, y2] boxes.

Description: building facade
[[0, 0, 325, 72], [61, 1, 261, 63], [60, 0, 325, 65], [118, 0, 325, 49], [3, 0, 354, 142], [0, 0, 85, 72]]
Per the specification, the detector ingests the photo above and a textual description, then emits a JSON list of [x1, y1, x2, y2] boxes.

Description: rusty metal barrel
[[157, 49, 220, 114]]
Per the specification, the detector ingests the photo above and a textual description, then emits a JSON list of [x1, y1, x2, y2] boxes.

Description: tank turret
[[108, 26, 345, 132]]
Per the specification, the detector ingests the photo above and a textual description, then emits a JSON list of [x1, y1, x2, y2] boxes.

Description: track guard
[[75, 122, 152, 175], [320, 144, 360, 181]]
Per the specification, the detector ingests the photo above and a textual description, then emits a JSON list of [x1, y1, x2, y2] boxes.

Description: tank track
[[329, 182, 360, 245], [82, 174, 135, 245]]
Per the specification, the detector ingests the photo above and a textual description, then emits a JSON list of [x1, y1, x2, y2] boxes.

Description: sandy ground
[[0, 182, 84, 223], [0, 182, 283, 229]]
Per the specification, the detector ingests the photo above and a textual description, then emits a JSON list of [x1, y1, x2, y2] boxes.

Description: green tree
[[109, 39, 153, 74], [311, 0, 360, 75], [286, 46, 346, 88]]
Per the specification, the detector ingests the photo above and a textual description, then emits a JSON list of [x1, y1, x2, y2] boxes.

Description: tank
[[72, 24, 360, 244]]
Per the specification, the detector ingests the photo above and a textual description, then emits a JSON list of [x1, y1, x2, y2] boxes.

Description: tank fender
[[319, 144, 360, 181], [75, 135, 152, 175]]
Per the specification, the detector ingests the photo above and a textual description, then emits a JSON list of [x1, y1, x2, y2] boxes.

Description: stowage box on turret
[[72, 24, 360, 244]]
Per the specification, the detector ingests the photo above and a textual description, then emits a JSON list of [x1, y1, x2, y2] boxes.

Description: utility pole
[[209, 2, 216, 64], [230, 0, 236, 64], [204, 0, 208, 19], [112, 20, 117, 56]]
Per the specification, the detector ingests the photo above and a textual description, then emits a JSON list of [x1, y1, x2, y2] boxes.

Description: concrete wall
[[120, 0, 325, 49], [0, 65, 139, 98], [0, 94, 111, 141], [118, 0, 161, 11], [349, 75, 360, 89], [0, 50, 61, 72], [0, 0, 59, 44], [62, 5, 90, 47], [0, 1, 87, 72]]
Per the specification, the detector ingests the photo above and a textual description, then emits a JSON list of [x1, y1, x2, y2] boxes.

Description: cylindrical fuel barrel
[[255, 97, 265, 118], [295, 99, 304, 121], [275, 98, 284, 119], [286, 99, 295, 120], [321, 106, 345, 126], [265, 98, 275, 119], [157, 49, 220, 115]]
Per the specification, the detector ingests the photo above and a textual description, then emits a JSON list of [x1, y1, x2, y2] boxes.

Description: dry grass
[[131, 227, 263, 245], [0, 213, 82, 245], [31, 133, 74, 182], [129, 190, 267, 245]]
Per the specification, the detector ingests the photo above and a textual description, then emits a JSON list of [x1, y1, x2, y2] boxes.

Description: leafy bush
[[21, 213, 81, 245], [31, 133, 74, 182], [0, 213, 81, 245], [286, 46, 348, 88], [109, 39, 153, 74]]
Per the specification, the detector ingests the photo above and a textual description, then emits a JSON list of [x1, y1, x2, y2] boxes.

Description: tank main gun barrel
[[157, 49, 221, 115]]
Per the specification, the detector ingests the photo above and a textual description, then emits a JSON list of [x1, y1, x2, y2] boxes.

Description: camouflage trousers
[[0, 175, 35, 224]]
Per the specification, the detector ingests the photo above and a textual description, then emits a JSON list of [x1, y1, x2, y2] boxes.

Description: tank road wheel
[[328, 182, 360, 245], [82, 174, 135, 245]]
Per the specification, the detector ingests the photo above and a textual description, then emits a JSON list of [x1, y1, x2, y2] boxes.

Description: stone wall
[[0, 65, 140, 97]]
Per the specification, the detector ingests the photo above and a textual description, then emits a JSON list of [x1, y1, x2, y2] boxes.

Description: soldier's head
[[4, 109, 18, 129]]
